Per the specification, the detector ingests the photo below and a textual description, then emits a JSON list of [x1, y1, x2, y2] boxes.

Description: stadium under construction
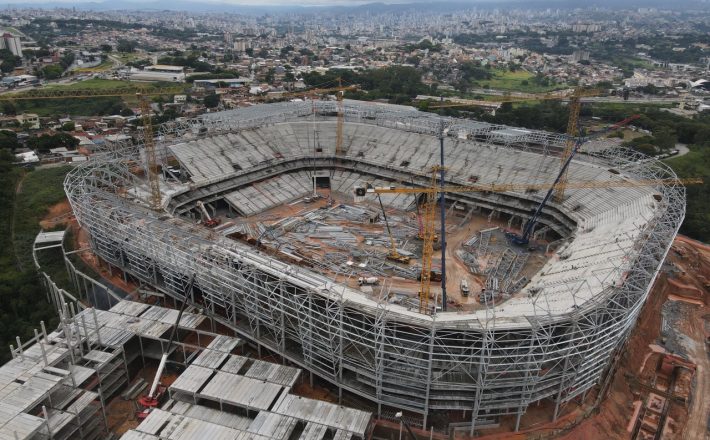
[[64, 100, 687, 432]]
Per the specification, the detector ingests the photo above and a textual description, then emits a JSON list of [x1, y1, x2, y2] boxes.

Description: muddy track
[[10, 171, 27, 271]]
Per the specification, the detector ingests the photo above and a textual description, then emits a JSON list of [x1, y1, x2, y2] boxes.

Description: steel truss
[[65, 102, 685, 431]]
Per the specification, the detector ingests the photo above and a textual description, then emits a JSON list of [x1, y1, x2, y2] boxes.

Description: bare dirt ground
[[40, 200, 135, 294], [674, 236, 710, 440], [552, 235, 710, 440], [72, 223, 139, 297], [443, 217, 489, 309], [447, 235, 709, 440], [39, 199, 73, 229]]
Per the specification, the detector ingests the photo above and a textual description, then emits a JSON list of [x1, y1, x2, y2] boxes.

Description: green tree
[[693, 126, 710, 145], [0, 49, 20, 73], [100, 44, 112, 52], [0, 131, 19, 150], [653, 127, 677, 151], [116, 39, 138, 53], [27, 133, 79, 153], [59, 52, 75, 70], [634, 143, 657, 156], [666, 146, 710, 241], [203, 94, 220, 108], [2, 102, 16, 116], [0, 157, 63, 363], [265, 68, 275, 84], [60, 122, 75, 132], [40, 65, 63, 79]]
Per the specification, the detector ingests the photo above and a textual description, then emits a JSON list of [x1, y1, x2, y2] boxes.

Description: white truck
[[460, 279, 470, 296], [358, 276, 379, 286]]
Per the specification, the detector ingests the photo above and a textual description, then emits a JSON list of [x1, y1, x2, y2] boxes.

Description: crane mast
[[335, 78, 346, 157], [418, 168, 440, 314], [139, 95, 163, 211], [553, 93, 582, 203], [370, 174, 702, 314], [0, 85, 184, 211]]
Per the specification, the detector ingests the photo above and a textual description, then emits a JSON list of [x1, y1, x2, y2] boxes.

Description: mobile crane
[[368, 173, 701, 314], [376, 193, 411, 264], [509, 113, 642, 246], [136, 274, 196, 419], [196, 200, 220, 228]]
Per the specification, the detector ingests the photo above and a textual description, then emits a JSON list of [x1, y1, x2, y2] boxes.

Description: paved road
[[581, 96, 681, 104], [675, 143, 690, 158], [0, 76, 87, 96], [465, 88, 682, 105], [108, 54, 124, 69]]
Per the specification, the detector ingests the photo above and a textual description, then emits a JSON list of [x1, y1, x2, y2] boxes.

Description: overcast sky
[[10, 0, 490, 4]]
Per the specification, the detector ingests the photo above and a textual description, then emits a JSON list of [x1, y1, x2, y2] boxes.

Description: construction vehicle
[[369, 113, 655, 313], [369, 171, 702, 314], [375, 193, 411, 264], [137, 274, 196, 419], [508, 114, 641, 246], [429, 88, 602, 204], [358, 276, 379, 286], [417, 270, 442, 282], [196, 200, 220, 228], [460, 279, 470, 296]]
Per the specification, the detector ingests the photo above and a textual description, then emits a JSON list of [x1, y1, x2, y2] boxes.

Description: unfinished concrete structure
[[0, 295, 371, 440], [65, 101, 687, 431]]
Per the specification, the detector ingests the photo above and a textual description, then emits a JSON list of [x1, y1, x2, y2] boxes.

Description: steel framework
[[65, 101, 685, 432]]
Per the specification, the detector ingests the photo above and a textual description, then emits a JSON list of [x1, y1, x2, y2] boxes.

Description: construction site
[[190, 187, 547, 312], [56, 97, 696, 436], [0, 293, 373, 440]]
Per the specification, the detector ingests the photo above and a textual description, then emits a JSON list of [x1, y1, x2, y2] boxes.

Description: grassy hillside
[[479, 69, 564, 93], [0, 158, 66, 363], [11, 79, 185, 117], [665, 147, 710, 242], [12, 166, 72, 269]]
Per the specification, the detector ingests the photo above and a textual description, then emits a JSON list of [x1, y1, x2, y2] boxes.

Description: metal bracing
[[65, 101, 686, 430]]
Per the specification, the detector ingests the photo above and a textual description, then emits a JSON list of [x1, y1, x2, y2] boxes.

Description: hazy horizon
[[2, 0, 704, 8]]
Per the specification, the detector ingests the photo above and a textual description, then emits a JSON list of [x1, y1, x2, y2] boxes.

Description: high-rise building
[[233, 39, 248, 53], [573, 50, 590, 62], [0, 33, 22, 57]]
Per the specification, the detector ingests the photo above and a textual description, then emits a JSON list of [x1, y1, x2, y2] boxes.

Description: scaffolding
[[65, 101, 686, 431]]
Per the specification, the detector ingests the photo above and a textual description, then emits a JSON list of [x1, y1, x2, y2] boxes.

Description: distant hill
[[2, 0, 708, 14]]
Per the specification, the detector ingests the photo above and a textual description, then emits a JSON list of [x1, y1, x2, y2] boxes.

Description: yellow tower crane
[[428, 87, 602, 203], [0, 85, 184, 210], [252, 82, 356, 159], [335, 80, 346, 158], [369, 174, 702, 314], [554, 89, 584, 203], [1, 82, 356, 210]]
